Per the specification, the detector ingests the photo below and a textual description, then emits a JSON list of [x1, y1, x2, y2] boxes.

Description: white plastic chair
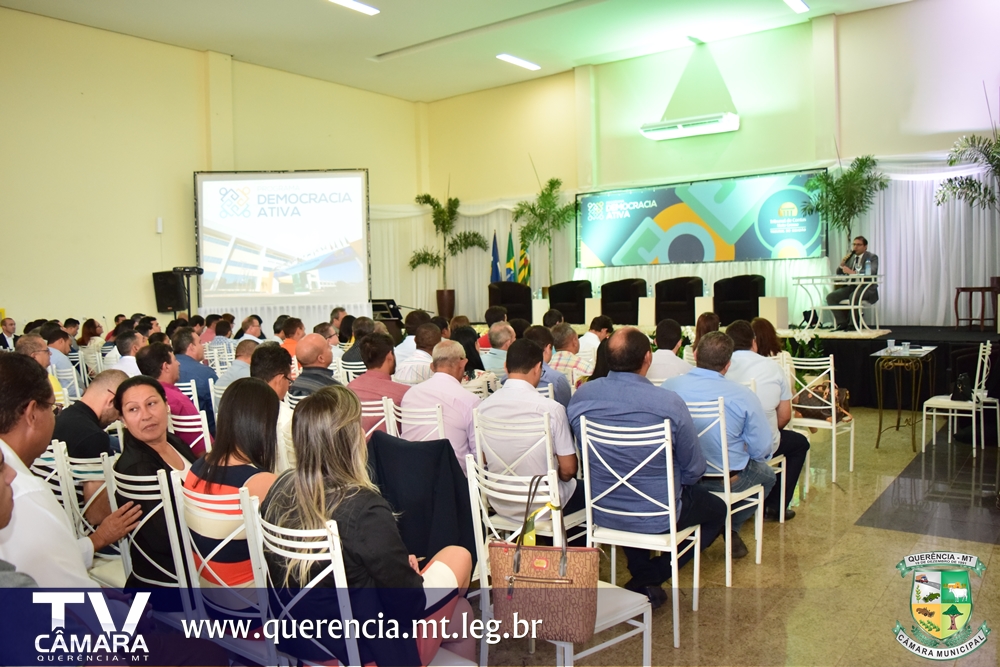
[[536, 384, 554, 399], [103, 347, 122, 368], [285, 393, 304, 411], [176, 379, 200, 410], [472, 410, 586, 542], [360, 397, 396, 438], [80, 347, 104, 377], [30, 440, 74, 523], [923, 341, 996, 457], [789, 354, 854, 482], [736, 378, 788, 524], [579, 416, 699, 648], [328, 356, 345, 384], [168, 410, 212, 454], [101, 453, 190, 601], [685, 398, 765, 588], [52, 366, 81, 403], [394, 402, 446, 441], [209, 378, 226, 417], [341, 360, 368, 383], [467, 455, 652, 665], [169, 472, 279, 667], [67, 350, 88, 388]]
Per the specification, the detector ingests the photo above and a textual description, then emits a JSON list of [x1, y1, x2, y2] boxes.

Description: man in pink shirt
[[348, 333, 410, 437], [401, 339, 481, 473], [135, 342, 209, 456]]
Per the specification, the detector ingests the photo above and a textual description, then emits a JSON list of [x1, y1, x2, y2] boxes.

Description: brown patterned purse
[[488, 475, 600, 643]]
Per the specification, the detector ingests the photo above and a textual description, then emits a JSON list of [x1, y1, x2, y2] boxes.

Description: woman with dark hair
[[182, 377, 279, 603], [262, 386, 475, 666], [77, 318, 104, 348], [113, 376, 197, 593], [694, 312, 721, 348], [338, 315, 356, 347], [583, 338, 611, 382], [449, 325, 485, 379], [751, 317, 785, 358]]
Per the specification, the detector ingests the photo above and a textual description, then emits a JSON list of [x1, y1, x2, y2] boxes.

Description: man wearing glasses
[[827, 235, 879, 331], [250, 344, 295, 472], [14, 334, 65, 410]]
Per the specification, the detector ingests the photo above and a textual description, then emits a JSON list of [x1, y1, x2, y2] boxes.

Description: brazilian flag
[[505, 229, 516, 281], [518, 238, 531, 286]]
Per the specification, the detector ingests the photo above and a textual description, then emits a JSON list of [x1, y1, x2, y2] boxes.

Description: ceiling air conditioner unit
[[639, 112, 740, 141]]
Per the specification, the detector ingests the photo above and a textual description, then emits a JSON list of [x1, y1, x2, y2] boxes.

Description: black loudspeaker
[[152, 271, 188, 313]]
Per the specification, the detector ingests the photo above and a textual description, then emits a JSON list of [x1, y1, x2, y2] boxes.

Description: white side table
[[638, 297, 656, 327], [585, 297, 602, 325], [695, 296, 714, 321], [758, 296, 789, 329], [532, 298, 548, 325]]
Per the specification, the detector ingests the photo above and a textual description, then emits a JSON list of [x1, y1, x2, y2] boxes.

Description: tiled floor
[[486, 408, 1000, 666]]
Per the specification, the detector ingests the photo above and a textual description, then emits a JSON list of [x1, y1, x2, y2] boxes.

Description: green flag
[[518, 237, 531, 286], [505, 229, 516, 281]]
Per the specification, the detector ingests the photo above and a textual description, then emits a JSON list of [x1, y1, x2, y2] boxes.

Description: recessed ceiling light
[[328, 0, 380, 16], [783, 0, 810, 14], [496, 54, 541, 71]]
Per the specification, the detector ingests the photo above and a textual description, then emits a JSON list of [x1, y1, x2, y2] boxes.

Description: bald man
[[288, 333, 341, 398]]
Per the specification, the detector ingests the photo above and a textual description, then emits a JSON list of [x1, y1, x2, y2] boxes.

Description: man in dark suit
[[826, 236, 879, 330], [0, 318, 18, 350]]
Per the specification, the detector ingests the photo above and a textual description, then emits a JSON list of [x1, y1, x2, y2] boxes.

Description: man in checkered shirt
[[549, 322, 594, 379]]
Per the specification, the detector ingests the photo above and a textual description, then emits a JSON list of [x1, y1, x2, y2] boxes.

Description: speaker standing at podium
[[826, 236, 879, 330]]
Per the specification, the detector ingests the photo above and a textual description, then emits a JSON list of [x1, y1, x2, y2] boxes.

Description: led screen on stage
[[577, 170, 825, 267], [195, 170, 369, 308]]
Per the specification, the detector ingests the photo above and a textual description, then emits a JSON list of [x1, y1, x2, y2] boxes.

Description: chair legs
[[723, 511, 733, 588], [849, 422, 855, 473], [610, 546, 617, 585], [831, 425, 838, 484], [754, 489, 763, 565]]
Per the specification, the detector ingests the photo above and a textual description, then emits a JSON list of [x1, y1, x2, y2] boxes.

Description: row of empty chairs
[[488, 275, 766, 325]]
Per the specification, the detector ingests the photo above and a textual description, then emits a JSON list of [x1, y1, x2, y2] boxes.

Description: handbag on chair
[[951, 372, 973, 401], [488, 475, 600, 643]]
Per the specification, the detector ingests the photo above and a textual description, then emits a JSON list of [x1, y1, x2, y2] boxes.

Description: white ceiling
[[0, 0, 912, 102]]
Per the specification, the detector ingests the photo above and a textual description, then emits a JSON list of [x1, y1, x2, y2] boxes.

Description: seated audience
[[216, 339, 257, 389], [342, 316, 376, 364], [549, 322, 592, 378], [272, 314, 290, 342], [110, 328, 145, 377], [585, 339, 611, 381], [395, 323, 441, 385], [449, 315, 471, 330], [199, 314, 221, 344], [136, 343, 210, 455], [751, 316, 793, 368], [172, 326, 218, 433], [481, 321, 515, 381], [64, 318, 80, 351], [147, 331, 168, 345], [543, 309, 564, 328], [15, 335, 64, 408], [522, 325, 572, 407], [724, 321, 809, 521], [188, 315, 206, 336], [579, 315, 613, 359], [288, 333, 341, 397], [134, 322, 153, 339], [509, 318, 530, 340], [182, 377, 278, 596], [250, 343, 294, 471], [663, 331, 776, 558], [338, 315, 356, 346], [347, 333, 410, 437], [0, 317, 18, 350], [430, 315, 451, 339], [104, 314, 126, 342], [46, 329, 79, 398], [0, 354, 140, 588], [477, 306, 508, 348], [449, 325, 485, 380], [261, 386, 475, 666], [237, 314, 264, 342], [139, 316, 161, 334], [113, 376, 196, 591], [691, 311, 721, 355], [52, 369, 129, 526], [207, 319, 236, 354], [0, 446, 35, 587], [394, 310, 431, 365], [401, 340, 481, 473], [330, 306, 347, 333], [78, 318, 105, 350], [647, 319, 693, 381], [567, 327, 726, 607], [477, 339, 581, 519], [279, 317, 306, 358]]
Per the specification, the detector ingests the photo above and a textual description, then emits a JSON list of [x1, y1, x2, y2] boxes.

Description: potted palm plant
[[513, 177, 575, 290], [934, 120, 1000, 213], [411, 193, 488, 320], [801, 155, 889, 248]]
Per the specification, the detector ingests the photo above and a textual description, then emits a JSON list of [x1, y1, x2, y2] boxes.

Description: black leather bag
[[950, 373, 973, 401]]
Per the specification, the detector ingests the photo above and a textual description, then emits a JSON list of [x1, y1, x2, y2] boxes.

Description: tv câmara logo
[[893, 552, 990, 660]]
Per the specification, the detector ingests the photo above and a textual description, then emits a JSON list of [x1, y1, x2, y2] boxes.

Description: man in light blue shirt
[[215, 339, 257, 390], [481, 321, 514, 382], [523, 326, 572, 408], [663, 330, 776, 557], [45, 330, 79, 398]]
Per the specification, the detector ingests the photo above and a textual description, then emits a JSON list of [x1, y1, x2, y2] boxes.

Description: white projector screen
[[194, 170, 370, 322]]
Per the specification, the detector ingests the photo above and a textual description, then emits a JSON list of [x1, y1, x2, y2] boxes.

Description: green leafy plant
[[411, 193, 488, 290], [801, 155, 889, 246], [513, 176, 575, 286], [934, 94, 1000, 212]]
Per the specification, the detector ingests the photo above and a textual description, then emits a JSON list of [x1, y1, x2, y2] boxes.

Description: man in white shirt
[[110, 329, 146, 377], [476, 339, 582, 520], [578, 315, 613, 359], [394, 309, 431, 366], [238, 315, 264, 343], [647, 319, 693, 382], [481, 321, 515, 381], [0, 353, 140, 587], [723, 320, 809, 521], [394, 322, 441, 385], [401, 340, 481, 473]]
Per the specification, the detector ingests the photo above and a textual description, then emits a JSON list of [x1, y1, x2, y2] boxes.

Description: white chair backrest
[[329, 356, 345, 384], [685, 398, 732, 497], [80, 347, 104, 375], [290, 356, 301, 380], [647, 377, 666, 387], [285, 393, 304, 411], [67, 351, 87, 387], [395, 403, 445, 441], [203, 346, 222, 373], [30, 440, 74, 523], [789, 354, 837, 419], [738, 379, 758, 392], [52, 366, 80, 402], [242, 492, 361, 667], [209, 378, 222, 416], [52, 440, 114, 542], [974, 341, 993, 396], [536, 384, 554, 400], [168, 410, 212, 453], [341, 360, 367, 383], [360, 397, 396, 438], [176, 379, 199, 410], [103, 347, 122, 367], [579, 416, 679, 536], [473, 411, 558, 519], [102, 453, 189, 599]]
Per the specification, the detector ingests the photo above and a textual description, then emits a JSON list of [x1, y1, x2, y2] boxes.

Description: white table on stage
[[793, 274, 881, 330]]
